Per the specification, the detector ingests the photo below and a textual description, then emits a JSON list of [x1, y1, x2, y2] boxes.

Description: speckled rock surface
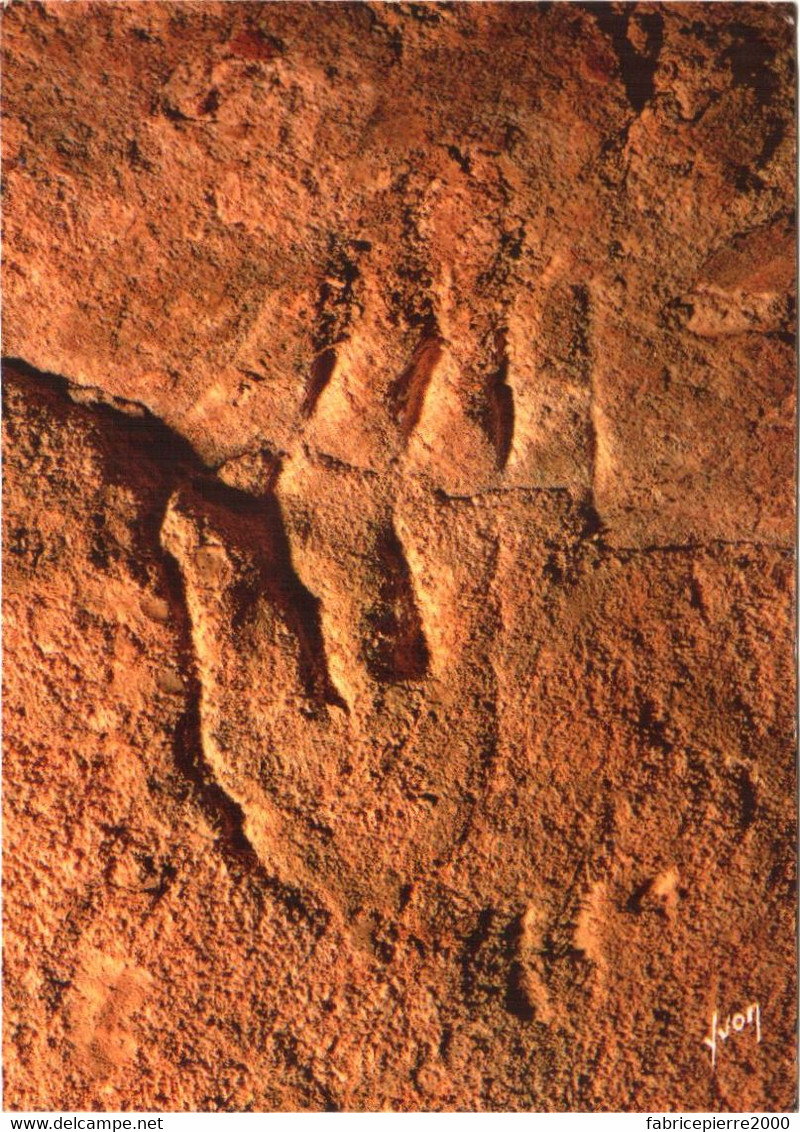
[[2, 1, 796, 1112]]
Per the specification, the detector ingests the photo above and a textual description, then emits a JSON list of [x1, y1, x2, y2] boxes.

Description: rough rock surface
[[2, 1, 796, 1112]]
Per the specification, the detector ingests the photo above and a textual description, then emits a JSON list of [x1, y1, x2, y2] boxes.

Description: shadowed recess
[[302, 347, 338, 420], [363, 523, 430, 683], [186, 475, 349, 713], [585, 4, 664, 114], [485, 329, 515, 471], [388, 320, 445, 441]]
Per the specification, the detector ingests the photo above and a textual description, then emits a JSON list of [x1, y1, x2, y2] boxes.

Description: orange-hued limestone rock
[[2, 1, 796, 1112]]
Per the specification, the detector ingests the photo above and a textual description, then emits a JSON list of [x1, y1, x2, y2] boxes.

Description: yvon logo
[[703, 1002, 761, 1070]]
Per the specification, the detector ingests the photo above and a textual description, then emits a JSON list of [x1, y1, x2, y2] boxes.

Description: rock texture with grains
[[2, 1, 796, 1112]]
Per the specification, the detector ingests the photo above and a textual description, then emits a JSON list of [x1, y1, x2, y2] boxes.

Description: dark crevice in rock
[[364, 522, 430, 684], [302, 346, 338, 420], [586, 4, 664, 115], [183, 475, 349, 712], [485, 328, 515, 472], [2, 357, 332, 937], [388, 318, 445, 442]]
